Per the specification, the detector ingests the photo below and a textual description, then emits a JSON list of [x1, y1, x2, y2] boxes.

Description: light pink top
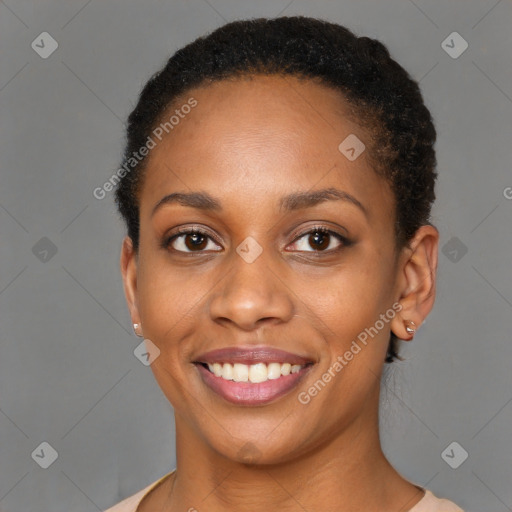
[[104, 470, 464, 512]]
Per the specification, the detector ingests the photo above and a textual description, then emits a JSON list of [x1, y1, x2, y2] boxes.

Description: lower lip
[[195, 364, 312, 406]]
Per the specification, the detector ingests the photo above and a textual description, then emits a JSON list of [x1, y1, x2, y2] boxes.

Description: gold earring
[[133, 323, 143, 337], [404, 320, 417, 336]]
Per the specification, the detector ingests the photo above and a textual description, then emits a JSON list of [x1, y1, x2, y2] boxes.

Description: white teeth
[[248, 363, 267, 383], [222, 363, 233, 380], [233, 363, 249, 382], [204, 362, 306, 382], [267, 362, 281, 380], [212, 363, 223, 377], [281, 363, 291, 376]]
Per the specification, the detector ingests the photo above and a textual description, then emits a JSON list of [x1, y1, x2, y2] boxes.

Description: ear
[[390, 224, 439, 340], [120, 236, 141, 330]]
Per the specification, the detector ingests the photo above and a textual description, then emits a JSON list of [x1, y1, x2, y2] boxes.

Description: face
[[121, 75, 438, 465]]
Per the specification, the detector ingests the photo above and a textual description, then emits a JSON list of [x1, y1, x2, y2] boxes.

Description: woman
[[106, 16, 463, 512]]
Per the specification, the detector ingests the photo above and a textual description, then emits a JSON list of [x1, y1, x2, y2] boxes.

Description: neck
[[165, 393, 424, 511]]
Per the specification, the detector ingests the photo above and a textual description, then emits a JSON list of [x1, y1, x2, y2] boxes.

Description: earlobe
[[120, 236, 141, 329], [132, 323, 144, 337], [391, 225, 439, 341]]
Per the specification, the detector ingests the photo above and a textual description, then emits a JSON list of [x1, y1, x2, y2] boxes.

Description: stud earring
[[404, 320, 417, 336], [133, 323, 143, 337]]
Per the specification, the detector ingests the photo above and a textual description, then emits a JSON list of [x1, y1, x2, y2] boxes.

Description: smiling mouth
[[194, 361, 315, 406]]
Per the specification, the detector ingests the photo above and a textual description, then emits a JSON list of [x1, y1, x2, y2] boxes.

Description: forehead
[[167, 75, 355, 160], [139, 75, 394, 223]]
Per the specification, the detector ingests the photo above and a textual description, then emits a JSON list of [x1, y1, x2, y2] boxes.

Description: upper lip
[[194, 346, 314, 366]]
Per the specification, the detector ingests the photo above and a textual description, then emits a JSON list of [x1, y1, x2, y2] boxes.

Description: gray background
[[0, 1, 511, 511]]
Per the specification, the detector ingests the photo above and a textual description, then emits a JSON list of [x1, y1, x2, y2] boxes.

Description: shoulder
[[409, 489, 464, 512], [103, 470, 175, 512]]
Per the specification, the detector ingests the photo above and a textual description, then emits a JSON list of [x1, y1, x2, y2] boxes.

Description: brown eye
[[184, 232, 208, 251], [289, 227, 348, 253], [308, 230, 330, 251], [166, 229, 222, 253]]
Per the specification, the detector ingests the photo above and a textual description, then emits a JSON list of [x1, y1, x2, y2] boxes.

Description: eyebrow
[[152, 192, 221, 216], [279, 187, 367, 217], [151, 187, 368, 218]]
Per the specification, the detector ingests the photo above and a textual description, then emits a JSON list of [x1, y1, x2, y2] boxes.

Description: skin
[[121, 75, 439, 512]]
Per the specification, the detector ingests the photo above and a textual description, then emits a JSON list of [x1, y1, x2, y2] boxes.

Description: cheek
[[298, 258, 389, 332], [294, 256, 395, 382], [135, 261, 200, 408], [135, 251, 219, 364], [136, 255, 184, 341]]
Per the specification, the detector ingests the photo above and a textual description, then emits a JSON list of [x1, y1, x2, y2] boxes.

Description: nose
[[208, 246, 294, 331]]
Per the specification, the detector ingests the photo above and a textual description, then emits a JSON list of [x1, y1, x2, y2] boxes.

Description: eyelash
[[162, 226, 351, 254]]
